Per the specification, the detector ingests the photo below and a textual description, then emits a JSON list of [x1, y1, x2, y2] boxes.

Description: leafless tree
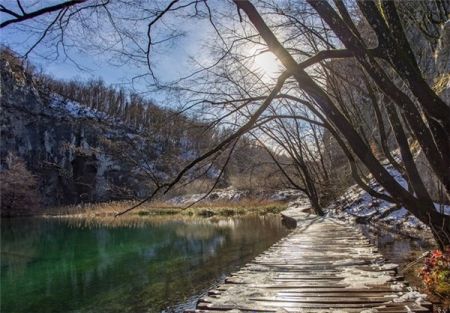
[[0, 153, 40, 216], [2, 0, 449, 248]]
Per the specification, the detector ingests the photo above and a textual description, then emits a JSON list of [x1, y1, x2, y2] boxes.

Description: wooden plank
[[199, 301, 429, 310], [188, 213, 430, 313], [275, 292, 400, 298], [249, 296, 396, 303], [216, 286, 397, 292]]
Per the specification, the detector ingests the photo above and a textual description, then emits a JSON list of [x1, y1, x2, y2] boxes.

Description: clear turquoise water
[[1, 215, 289, 313]]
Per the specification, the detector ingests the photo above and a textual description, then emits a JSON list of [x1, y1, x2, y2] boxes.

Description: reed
[[45, 198, 288, 218]]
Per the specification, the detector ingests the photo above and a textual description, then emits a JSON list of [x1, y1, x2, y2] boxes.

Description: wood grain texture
[[186, 209, 431, 313]]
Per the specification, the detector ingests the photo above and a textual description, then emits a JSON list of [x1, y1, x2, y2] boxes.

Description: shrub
[[419, 248, 450, 298], [220, 208, 236, 216], [197, 209, 215, 217], [0, 153, 40, 216]]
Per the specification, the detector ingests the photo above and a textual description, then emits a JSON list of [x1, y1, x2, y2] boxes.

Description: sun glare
[[253, 51, 282, 80]]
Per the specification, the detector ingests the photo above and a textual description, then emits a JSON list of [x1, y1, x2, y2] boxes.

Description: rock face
[[0, 57, 195, 208]]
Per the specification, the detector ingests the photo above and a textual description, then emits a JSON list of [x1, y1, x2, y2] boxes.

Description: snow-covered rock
[[328, 164, 449, 236], [167, 188, 303, 206]]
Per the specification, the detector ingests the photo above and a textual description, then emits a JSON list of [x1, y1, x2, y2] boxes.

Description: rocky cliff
[[0, 56, 202, 208]]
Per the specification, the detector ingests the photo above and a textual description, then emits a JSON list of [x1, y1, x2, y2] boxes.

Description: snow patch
[[329, 164, 448, 235], [340, 267, 393, 289], [392, 288, 427, 305]]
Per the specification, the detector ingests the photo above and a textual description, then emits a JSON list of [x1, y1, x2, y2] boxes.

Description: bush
[[197, 209, 215, 217], [0, 154, 40, 216], [419, 248, 450, 298], [220, 208, 236, 216]]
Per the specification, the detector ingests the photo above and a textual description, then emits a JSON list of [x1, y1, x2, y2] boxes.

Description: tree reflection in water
[[1, 214, 289, 313]]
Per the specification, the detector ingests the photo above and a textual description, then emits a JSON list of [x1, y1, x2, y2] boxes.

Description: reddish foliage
[[419, 248, 450, 298]]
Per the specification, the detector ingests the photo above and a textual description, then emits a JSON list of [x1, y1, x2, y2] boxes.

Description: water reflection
[[359, 225, 434, 266], [1, 214, 289, 313]]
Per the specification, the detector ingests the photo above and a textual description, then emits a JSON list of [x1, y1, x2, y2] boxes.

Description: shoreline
[[37, 198, 290, 219], [3, 202, 447, 310]]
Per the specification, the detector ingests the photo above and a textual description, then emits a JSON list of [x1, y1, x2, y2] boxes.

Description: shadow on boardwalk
[[187, 207, 431, 313]]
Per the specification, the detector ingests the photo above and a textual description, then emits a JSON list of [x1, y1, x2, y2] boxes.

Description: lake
[[1, 214, 290, 313]]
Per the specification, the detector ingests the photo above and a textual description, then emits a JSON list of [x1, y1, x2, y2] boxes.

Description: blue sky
[[0, 1, 216, 106], [0, 0, 284, 110]]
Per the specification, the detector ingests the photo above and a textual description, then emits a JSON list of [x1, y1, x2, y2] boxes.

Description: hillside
[[0, 49, 289, 215], [0, 56, 187, 209]]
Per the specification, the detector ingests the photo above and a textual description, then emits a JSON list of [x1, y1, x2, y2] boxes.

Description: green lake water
[[1, 214, 289, 313]]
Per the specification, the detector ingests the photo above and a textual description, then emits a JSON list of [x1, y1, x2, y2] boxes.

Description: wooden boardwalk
[[187, 208, 431, 313]]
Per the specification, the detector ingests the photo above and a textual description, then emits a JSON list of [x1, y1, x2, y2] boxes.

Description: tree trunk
[[307, 0, 450, 199], [236, 0, 447, 247]]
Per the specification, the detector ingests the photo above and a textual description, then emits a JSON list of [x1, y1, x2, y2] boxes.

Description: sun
[[253, 50, 282, 80]]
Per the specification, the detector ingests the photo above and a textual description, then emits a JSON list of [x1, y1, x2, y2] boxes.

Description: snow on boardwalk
[[187, 207, 431, 313]]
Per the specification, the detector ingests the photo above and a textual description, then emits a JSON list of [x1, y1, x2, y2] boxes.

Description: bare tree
[[257, 115, 327, 216], [0, 153, 40, 216], [3, 0, 449, 247], [232, 0, 449, 248]]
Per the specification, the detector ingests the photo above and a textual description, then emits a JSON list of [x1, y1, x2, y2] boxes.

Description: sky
[[0, 1, 220, 106], [0, 0, 284, 109], [0, 0, 319, 153]]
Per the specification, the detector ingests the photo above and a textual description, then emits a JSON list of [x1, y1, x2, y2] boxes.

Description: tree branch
[[1, 0, 87, 28]]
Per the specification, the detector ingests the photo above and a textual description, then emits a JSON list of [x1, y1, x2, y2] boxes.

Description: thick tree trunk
[[374, 0, 450, 138], [384, 101, 434, 205], [236, 0, 447, 247], [362, 74, 404, 175], [417, 208, 450, 250], [310, 194, 324, 216], [300, 163, 325, 216], [306, 0, 450, 199]]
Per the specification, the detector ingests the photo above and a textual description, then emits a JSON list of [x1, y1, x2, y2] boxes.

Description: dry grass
[[45, 198, 288, 218]]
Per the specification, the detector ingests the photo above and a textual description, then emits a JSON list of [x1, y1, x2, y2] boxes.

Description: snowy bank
[[167, 188, 304, 206], [328, 164, 449, 238]]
